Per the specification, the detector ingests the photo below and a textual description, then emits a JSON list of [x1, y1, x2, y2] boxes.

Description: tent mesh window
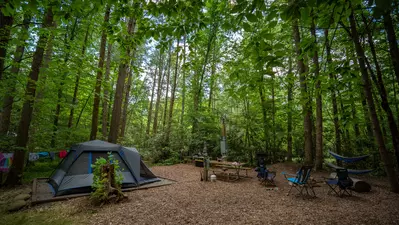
[[91, 152, 129, 172], [67, 152, 90, 175]]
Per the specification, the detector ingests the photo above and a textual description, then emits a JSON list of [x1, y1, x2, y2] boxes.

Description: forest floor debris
[[1, 163, 399, 225]]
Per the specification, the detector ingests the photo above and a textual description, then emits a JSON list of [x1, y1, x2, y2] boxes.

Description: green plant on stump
[[90, 152, 126, 205]]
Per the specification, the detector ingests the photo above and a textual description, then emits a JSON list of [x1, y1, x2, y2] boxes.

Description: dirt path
[[3, 163, 399, 225]]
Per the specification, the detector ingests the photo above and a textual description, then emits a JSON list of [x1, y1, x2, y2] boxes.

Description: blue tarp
[[327, 163, 373, 175], [328, 150, 369, 163]]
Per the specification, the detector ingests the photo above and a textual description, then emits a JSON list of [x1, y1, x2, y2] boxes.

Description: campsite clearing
[[1, 163, 399, 225]]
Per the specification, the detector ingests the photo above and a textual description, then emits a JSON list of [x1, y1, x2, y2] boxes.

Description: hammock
[[328, 150, 369, 163], [327, 163, 373, 175]]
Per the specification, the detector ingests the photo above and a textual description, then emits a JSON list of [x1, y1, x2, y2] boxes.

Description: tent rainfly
[[48, 140, 159, 196]]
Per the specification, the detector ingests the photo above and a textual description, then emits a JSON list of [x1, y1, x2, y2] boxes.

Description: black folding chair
[[325, 168, 353, 197]]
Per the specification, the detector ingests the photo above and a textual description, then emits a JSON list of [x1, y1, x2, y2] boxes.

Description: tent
[[48, 140, 160, 196]]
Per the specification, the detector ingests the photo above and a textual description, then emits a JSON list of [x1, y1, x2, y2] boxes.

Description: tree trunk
[[349, 8, 399, 192], [68, 21, 91, 128], [120, 59, 134, 138], [287, 55, 293, 162], [108, 17, 135, 144], [363, 14, 399, 169], [146, 68, 157, 136], [101, 43, 112, 139], [325, 29, 341, 159], [51, 18, 79, 148], [162, 45, 172, 129], [311, 13, 323, 170], [90, 6, 110, 140], [0, 14, 30, 135], [293, 19, 313, 165], [180, 35, 187, 127], [209, 43, 217, 109], [6, 7, 54, 186], [165, 39, 180, 145], [153, 53, 164, 135], [0, 0, 13, 80], [259, 78, 268, 153], [383, 10, 399, 85]]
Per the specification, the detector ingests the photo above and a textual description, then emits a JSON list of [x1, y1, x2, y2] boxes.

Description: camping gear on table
[[48, 140, 160, 196], [282, 165, 316, 198]]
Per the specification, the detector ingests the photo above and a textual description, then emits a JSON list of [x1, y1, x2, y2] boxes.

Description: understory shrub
[[90, 153, 126, 205]]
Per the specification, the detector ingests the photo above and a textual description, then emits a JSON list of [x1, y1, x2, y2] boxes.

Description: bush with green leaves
[[90, 152, 124, 205]]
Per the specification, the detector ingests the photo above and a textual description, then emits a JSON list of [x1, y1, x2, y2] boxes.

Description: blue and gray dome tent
[[48, 140, 160, 196]]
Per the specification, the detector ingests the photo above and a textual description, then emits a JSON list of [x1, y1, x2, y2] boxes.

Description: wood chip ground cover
[[2, 163, 399, 225]]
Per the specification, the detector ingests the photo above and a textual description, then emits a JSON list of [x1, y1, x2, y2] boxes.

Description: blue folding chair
[[282, 165, 316, 198]]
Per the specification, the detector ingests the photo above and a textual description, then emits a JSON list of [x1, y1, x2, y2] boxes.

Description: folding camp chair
[[257, 166, 276, 187], [282, 165, 316, 198], [325, 168, 353, 197]]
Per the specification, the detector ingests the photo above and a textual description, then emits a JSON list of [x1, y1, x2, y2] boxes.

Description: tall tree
[[293, 18, 313, 165], [68, 20, 92, 128], [311, 10, 323, 170], [0, 0, 14, 80], [146, 67, 157, 136], [6, 6, 54, 186], [165, 39, 180, 145], [90, 5, 110, 140], [152, 53, 164, 135], [0, 14, 30, 135], [162, 45, 172, 129], [101, 43, 113, 139], [287, 55, 293, 162], [108, 17, 135, 143], [348, 7, 399, 192], [120, 59, 134, 138]]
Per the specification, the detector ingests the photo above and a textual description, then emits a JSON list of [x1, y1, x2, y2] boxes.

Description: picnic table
[[209, 161, 252, 181]]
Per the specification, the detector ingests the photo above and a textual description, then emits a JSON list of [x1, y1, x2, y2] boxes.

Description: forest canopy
[[0, 0, 399, 192]]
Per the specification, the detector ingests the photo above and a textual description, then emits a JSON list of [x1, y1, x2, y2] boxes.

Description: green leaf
[[274, 43, 284, 49], [243, 22, 251, 32], [245, 13, 258, 23]]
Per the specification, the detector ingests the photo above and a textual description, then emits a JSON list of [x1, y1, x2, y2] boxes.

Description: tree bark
[[349, 8, 399, 192], [162, 45, 172, 129], [120, 59, 134, 138], [0, 0, 13, 80], [153, 53, 164, 135], [146, 68, 157, 136], [325, 29, 342, 159], [259, 76, 268, 153], [165, 39, 180, 145], [293, 19, 313, 165], [90, 5, 110, 140], [382, 10, 399, 85], [101, 43, 112, 139], [6, 6, 54, 186], [180, 34, 187, 127], [311, 12, 323, 170], [108, 17, 135, 143], [208, 43, 217, 109], [0, 14, 30, 135], [287, 55, 293, 162], [68, 21, 91, 128]]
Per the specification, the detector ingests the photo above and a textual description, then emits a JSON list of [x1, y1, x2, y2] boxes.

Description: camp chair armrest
[[281, 172, 296, 179]]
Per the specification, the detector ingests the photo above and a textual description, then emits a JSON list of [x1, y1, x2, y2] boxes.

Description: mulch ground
[[4, 163, 399, 225]]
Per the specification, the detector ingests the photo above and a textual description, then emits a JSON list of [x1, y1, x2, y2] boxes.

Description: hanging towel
[[37, 152, 49, 158], [29, 153, 39, 162], [59, 150, 67, 158], [0, 153, 13, 172], [49, 152, 55, 160]]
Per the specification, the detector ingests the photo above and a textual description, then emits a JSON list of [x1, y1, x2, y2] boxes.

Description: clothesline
[[0, 150, 68, 172]]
